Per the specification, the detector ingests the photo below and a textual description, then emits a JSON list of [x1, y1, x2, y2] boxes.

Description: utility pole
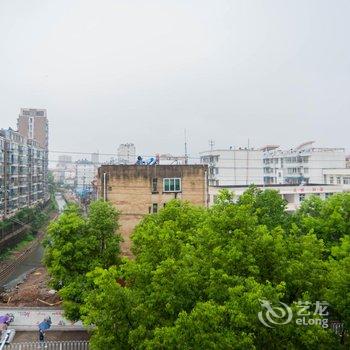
[[246, 139, 250, 185]]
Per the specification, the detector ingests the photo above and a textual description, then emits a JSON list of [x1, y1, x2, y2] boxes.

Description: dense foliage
[[47, 189, 350, 349], [43, 200, 121, 320]]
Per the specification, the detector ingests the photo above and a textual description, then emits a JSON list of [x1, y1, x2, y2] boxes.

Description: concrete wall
[[0, 307, 83, 331], [98, 165, 208, 254]]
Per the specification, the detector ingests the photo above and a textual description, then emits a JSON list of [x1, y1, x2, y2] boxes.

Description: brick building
[[97, 164, 208, 254]]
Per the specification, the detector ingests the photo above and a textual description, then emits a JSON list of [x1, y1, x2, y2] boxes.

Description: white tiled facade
[[323, 168, 350, 191], [200, 149, 264, 186], [262, 142, 346, 185], [76, 160, 96, 192]]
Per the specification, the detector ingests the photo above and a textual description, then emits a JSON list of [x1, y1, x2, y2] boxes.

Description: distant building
[[52, 154, 76, 187], [91, 152, 100, 165], [200, 148, 264, 186], [97, 164, 208, 255], [57, 155, 72, 167], [76, 159, 95, 193], [208, 184, 344, 211], [262, 142, 346, 185], [117, 143, 136, 164], [17, 108, 49, 200]]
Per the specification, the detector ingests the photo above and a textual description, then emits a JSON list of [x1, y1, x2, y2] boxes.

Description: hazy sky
[[1, 0, 349, 162]]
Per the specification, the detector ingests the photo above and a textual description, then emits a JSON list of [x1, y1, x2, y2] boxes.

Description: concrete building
[[97, 164, 208, 254], [76, 159, 96, 193], [57, 155, 72, 167], [0, 128, 47, 220], [52, 154, 76, 187], [262, 142, 346, 185], [17, 108, 49, 200], [208, 184, 344, 212], [323, 168, 350, 191], [200, 148, 264, 186], [117, 143, 136, 164], [91, 152, 100, 166]]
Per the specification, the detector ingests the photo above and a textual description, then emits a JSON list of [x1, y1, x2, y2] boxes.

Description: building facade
[[263, 142, 346, 185], [200, 148, 264, 186], [117, 143, 136, 164], [0, 128, 47, 220], [323, 168, 350, 191], [17, 108, 49, 200], [97, 164, 208, 254], [208, 184, 344, 212], [76, 159, 96, 193]]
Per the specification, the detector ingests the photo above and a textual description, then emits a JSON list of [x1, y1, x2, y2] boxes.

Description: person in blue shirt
[[38, 317, 52, 342]]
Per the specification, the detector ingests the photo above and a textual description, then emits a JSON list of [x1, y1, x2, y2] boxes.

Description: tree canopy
[[44, 200, 121, 320], [76, 190, 350, 349]]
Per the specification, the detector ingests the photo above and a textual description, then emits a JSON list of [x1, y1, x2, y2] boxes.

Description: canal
[[1, 193, 66, 290]]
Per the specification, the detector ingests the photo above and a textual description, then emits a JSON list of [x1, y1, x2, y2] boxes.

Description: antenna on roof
[[209, 139, 215, 151], [184, 129, 188, 165]]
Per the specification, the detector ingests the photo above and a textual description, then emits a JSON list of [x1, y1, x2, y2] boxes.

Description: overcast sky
[[1, 0, 349, 162]]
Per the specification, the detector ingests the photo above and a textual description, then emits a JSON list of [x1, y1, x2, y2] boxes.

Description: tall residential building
[[76, 159, 96, 193], [57, 155, 72, 167], [0, 128, 47, 220], [91, 152, 100, 165], [262, 142, 346, 185], [17, 108, 49, 200], [117, 143, 136, 164], [200, 148, 264, 186]]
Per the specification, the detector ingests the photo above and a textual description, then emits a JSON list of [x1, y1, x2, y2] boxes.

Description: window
[[330, 176, 334, 184], [152, 203, 158, 213], [303, 167, 309, 174], [163, 178, 181, 192], [337, 177, 341, 185], [299, 194, 305, 202], [343, 177, 350, 184], [151, 178, 158, 192]]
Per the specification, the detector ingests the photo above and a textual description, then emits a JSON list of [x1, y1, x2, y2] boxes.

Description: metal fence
[[6, 341, 89, 350]]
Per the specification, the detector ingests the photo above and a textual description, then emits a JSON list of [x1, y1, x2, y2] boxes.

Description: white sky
[[0, 0, 349, 161]]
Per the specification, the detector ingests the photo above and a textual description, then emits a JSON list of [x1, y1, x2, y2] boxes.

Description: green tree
[[294, 193, 350, 246], [81, 196, 340, 349], [325, 235, 350, 330], [44, 200, 121, 320]]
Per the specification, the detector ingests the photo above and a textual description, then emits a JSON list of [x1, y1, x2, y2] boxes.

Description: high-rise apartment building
[[17, 108, 49, 200], [0, 128, 47, 220]]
